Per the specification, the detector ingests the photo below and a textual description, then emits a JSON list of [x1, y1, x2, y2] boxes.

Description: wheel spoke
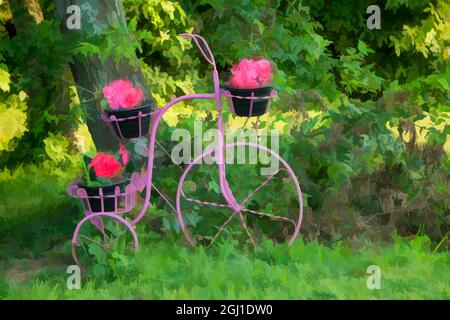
[[238, 213, 256, 247], [240, 207, 296, 227], [108, 220, 129, 247], [153, 184, 178, 213], [80, 242, 90, 257], [233, 168, 294, 243], [239, 168, 284, 209], [99, 220, 110, 245], [182, 190, 230, 209], [79, 234, 104, 248], [237, 168, 296, 229], [207, 209, 240, 248]]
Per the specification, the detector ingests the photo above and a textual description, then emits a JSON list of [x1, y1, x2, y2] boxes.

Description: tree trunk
[[55, 0, 155, 151], [8, 0, 42, 34]]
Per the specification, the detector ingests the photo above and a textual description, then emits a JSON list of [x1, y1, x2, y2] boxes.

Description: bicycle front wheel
[[175, 142, 303, 248]]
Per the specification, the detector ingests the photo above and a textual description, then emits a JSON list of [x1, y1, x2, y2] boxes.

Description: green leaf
[[74, 42, 100, 57], [0, 68, 10, 92], [253, 18, 265, 34]]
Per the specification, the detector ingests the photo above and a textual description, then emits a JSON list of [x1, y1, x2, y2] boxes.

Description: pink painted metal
[[69, 33, 304, 267]]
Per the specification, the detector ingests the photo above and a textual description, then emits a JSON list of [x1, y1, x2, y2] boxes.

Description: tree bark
[[8, 0, 42, 34], [55, 0, 155, 151]]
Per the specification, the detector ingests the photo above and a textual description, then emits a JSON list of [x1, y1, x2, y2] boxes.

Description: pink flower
[[231, 59, 258, 88], [255, 59, 272, 85], [230, 58, 273, 89], [119, 87, 144, 109], [119, 144, 129, 165], [102, 79, 144, 110], [90, 152, 122, 179], [103, 86, 121, 110]]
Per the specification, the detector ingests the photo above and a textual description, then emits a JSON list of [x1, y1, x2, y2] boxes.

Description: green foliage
[[0, 235, 448, 299], [124, 0, 208, 107], [0, 74, 28, 152], [389, 0, 449, 63], [0, 15, 80, 166], [188, 0, 336, 98], [337, 41, 384, 95]]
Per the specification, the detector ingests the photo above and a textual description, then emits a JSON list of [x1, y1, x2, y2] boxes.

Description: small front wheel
[[71, 212, 139, 270]]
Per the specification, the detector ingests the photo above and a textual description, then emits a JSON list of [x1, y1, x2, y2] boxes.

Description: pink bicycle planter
[[68, 34, 303, 268]]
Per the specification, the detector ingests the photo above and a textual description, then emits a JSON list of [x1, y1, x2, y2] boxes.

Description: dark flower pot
[[223, 84, 272, 117], [105, 102, 152, 139], [78, 179, 128, 213]]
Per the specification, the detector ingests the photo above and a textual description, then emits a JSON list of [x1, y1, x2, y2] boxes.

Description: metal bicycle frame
[[71, 34, 303, 263]]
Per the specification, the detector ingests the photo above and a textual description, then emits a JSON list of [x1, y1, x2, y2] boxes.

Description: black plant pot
[[105, 102, 152, 139], [223, 84, 272, 117], [78, 179, 128, 213]]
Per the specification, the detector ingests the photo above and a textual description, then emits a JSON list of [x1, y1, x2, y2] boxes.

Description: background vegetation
[[0, 0, 448, 299]]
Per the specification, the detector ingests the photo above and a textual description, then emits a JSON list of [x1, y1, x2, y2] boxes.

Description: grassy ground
[[1, 233, 448, 299]]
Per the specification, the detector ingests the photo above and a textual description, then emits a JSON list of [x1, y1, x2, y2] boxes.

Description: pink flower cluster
[[90, 152, 122, 179], [88, 145, 130, 179], [103, 79, 144, 110], [230, 58, 272, 89]]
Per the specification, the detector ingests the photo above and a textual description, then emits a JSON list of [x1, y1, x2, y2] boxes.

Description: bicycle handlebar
[[179, 33, 216, 68]]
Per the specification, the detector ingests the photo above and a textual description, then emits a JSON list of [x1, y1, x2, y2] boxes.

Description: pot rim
[[77, 178, 130, 190], [222, 82, 273, 92], [104, 101, 153, 115]]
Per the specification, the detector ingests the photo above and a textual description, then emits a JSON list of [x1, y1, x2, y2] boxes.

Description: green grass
[[1, 234, 448, 299], [0, 164, 79, 258]]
